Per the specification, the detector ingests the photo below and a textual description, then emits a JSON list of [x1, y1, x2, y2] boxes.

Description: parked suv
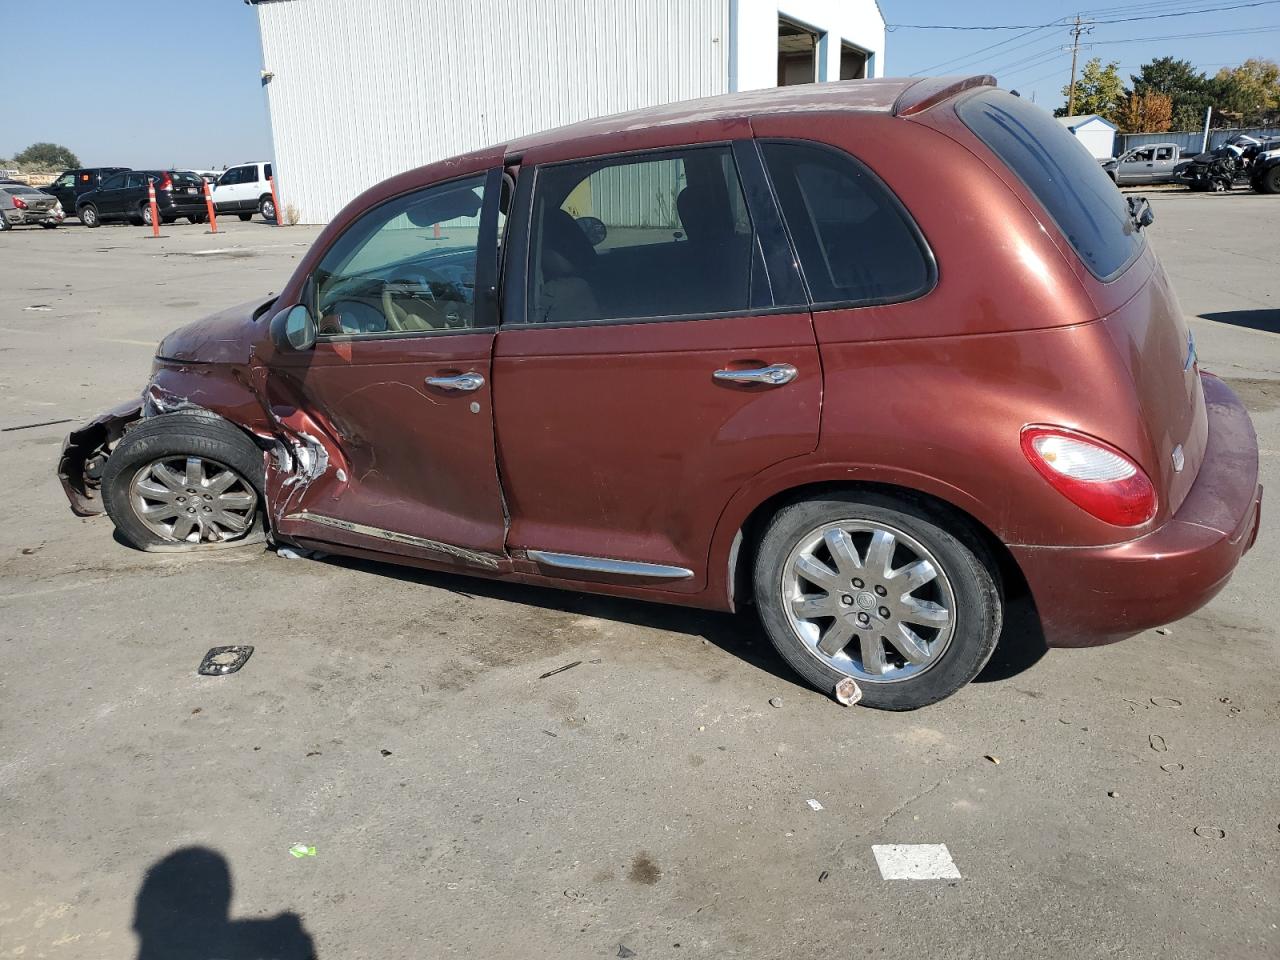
[[58, 77, 1261, 710], [41, 167, 130, 222], [212, 161, 275, 221], [76, 170, 209, 227]]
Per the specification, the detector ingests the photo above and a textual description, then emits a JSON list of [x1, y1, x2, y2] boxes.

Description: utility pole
[[1066, 14, 1092, 117]]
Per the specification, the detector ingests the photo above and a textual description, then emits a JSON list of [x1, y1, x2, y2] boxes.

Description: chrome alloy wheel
[[129, 456, 257, 543], [780, 520, 956, 683]]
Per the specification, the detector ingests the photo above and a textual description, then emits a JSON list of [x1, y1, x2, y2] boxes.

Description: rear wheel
[[188, 213, 207, 224], [0, 214, 10, 232], [238, 212, 253, 222], [753, 493, 1002, 710], [141, 204, 154, 226], [1259, 166, 1280, 194], [259, 195, 276, 222], [102, 412, 266, 551], [80, 204, 100, 228]]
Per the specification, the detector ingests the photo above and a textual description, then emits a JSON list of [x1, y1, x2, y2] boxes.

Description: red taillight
[[157, 173, 173, 191], [1020, 425, 1157, 527], [12, 196, 27, 209]]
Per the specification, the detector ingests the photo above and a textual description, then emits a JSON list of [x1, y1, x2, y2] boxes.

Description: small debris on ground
[[1149, 734, 1168, 752], [1150, 697, 1182, 708], [542, 729, 558, 738], [276, 545, 309, 560], [818, 870, 830, 882], [1160, 762, 1184, 773], [1155, 627, 1172, 636], [288, 843, 317, 858], [538, 660, 582, 680], [562, 888, 586, 902], [834, 677, 862, 706], [1108, 790, 1120, 798], [617, 946, 637, 959], [984, 755, 1001, 765], [197, 645, 254, 676], [24, 304, 52, 311], [3, 419, 74, 433], [190, 707, 202, 715], [20, 546, 39, 555], [806, 798, 824, 811], [380, 749, 392, 757], [768, 696, 783, 708], [1193, 826, 1226, 840]]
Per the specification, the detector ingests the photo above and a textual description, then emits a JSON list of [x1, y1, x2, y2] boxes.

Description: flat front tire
[[753, 493, 1002, 710], [101, 412, 266, 552]]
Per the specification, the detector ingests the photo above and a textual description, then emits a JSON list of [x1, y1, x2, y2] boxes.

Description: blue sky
[[880, 0, 1280, 106], [4, 1, 1279, 169]]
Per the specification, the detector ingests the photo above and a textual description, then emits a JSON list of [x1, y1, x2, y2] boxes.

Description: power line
[[886, 0, 1280, 30], [910, 23, 1062, 75]]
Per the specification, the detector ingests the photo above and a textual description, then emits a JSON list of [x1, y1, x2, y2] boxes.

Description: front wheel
[[1258, 167, 1280, 194], [259, 195, 276, 222], [188, 213, 207, 224], [80, 204, 100, 228], [753, 493, 1002, 710], [101, 412, 266, 551], [0, 214, 11, 232]]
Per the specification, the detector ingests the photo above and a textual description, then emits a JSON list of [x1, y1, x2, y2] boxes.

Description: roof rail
[[893, 75, 996, 118]]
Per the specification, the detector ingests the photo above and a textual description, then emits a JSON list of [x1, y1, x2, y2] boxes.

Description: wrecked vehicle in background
[[60, 76, 1262, 710]]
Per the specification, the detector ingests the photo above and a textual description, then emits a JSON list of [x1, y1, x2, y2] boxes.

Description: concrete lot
[[1, 197, 1277, 959]]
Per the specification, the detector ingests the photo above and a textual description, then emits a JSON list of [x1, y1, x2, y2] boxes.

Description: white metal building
[[249, 0, 887, 223], [1056, 114, 1118, 160]]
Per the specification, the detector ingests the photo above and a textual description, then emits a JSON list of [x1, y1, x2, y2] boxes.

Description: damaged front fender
[[57, 398, 144, 516]]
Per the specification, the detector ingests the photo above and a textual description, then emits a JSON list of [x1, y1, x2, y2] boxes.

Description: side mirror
[[269, 304, 316, 352], [575, 216, 607, 246], [1127, 196, 1155, 231]]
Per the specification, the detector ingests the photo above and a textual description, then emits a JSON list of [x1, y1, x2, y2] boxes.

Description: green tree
[[1213, 58, 1280, 125], [1127, 57, 1211, 131], [1057, 58, 1125, 121], [12, 142, 80, 170]]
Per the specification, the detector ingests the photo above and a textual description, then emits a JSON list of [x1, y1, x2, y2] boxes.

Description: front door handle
[[425, 372, 485, 391], [713, 363, 798, 386]]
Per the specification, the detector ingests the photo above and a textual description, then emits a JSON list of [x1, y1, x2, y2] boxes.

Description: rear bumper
[[3, 207, 62, 224], [1011, 373, 1261, 647]]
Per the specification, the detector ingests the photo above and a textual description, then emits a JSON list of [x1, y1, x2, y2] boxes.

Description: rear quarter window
[[957, 90, 1143, 281]]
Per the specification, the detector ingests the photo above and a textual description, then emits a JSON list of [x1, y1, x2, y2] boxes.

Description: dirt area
[[1, 200, 1277, 959]]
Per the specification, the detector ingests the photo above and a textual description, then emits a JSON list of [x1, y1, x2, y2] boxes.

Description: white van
[[212, 161, 275, 222]]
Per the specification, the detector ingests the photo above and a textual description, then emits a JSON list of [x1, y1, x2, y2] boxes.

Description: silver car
[[0, 185, 64, 230]]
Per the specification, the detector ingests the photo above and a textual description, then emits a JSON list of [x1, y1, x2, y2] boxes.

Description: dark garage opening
[[840, 43, 868, 80], [777, 18, 820, 86]]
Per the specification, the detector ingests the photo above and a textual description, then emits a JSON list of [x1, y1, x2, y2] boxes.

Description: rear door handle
[[425, 372, 485, 391], [713, 363, 798, 386]]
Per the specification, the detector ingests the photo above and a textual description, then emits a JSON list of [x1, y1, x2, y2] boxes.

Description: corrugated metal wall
[[1115, 127, 1280, 157], [256, 0, 731, 223]]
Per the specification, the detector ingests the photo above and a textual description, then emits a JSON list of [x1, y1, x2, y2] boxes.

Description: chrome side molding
[[527, 549, 694, 580], [283, 512, 502, 569]]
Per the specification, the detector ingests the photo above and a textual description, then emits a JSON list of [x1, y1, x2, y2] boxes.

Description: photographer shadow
[[134, 847, 315, 960]]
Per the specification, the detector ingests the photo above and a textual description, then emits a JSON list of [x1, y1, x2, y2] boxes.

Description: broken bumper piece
[[57, 399, 143, 516]]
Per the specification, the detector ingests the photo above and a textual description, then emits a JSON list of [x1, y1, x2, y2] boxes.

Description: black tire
[[0, 214, 10, 232], [752, 492, 1002, 711], [238, 212, 253, 222], [188, 213, 207, 224], [1259, 166, 1280, 195], [141, 203, 154, 226], [161, 215, 176, 225], [101, 411, 266, 552], [259, 195, 276, 222], [80, 204, 100, 228], [41, 221, 58, 229]]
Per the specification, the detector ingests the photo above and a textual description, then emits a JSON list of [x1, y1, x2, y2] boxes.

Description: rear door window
[[523, 146, 765, 325], [761, 141, 934, 307], [957, 89, 1144, 281]]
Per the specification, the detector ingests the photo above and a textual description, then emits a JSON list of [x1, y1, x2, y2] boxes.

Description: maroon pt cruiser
[[59, 77, 1261, 709]]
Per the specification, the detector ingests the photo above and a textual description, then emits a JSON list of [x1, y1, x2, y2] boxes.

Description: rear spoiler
[[893, 75, 996, 118]]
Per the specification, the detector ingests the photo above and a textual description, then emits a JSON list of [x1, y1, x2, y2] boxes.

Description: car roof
[[505, 76, 993, 155]]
